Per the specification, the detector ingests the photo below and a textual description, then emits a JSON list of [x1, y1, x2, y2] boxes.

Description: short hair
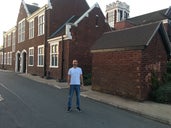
[[73, 59, 78, 63]]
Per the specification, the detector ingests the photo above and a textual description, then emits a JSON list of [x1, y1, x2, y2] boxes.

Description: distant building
[[114, 8, 171, 41], [106, 0, 129, 28]]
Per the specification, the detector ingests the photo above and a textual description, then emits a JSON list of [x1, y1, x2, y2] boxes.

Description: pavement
[[4, 72, 171, 126]]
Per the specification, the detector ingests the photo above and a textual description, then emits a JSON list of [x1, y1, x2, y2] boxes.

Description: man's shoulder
[[68, 67, 82, 71], [77, 67, 82, 71]]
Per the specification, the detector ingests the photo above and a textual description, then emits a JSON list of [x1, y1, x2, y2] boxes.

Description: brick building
[[1, 0, 110, 80], [91, 22, 171, 100]]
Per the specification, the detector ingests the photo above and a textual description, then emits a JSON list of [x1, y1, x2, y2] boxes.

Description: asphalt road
[[0, 71, 170, 128]]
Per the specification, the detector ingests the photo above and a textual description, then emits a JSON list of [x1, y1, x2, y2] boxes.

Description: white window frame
[[9, 52, 12, 65], [38, 14, 45, 36], [12, 31, 16, 52], [0, 52, 3, 64], [29, 47, 34, 66], [6, 52, 10, 65], [4, 36, 7, 48], [8, 34, 11, 47], [18, 19, 25, 43], [29, 20, 34, 39], [4, 53, 6, 65], [50, 42, 59, 68], [37, 45, 44, 67]]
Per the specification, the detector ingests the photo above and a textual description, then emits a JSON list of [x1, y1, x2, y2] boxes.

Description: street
[[0, 71, 170, 128]]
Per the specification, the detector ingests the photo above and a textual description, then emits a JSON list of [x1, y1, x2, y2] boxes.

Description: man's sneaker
[[67, 107, 72, 112], [76, 107, 81, 112]]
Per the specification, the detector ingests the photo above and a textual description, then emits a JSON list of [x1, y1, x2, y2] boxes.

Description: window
[[0, 52, 3, 64], [8, 34, 11, 47], [18, 19, 25, 43], [108, 11, 114, 22], [9, 52, 12, 65], [12, 31, 16, 52], [124, 11, 128, 19], [50, 43, 59, 67], [38, 14, 45, 36], [7, 52, 9, 65], [4, 53, 6, 65], [4, 36, 7, 48], [38, 45, 44, 66], [29, 47, 34, 66], [29, 20, 34, 39]]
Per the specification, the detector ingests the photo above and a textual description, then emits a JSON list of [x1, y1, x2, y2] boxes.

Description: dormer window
[[18, 19, 25, 43]]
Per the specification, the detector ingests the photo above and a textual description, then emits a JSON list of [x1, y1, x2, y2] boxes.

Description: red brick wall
[[92, 50, 143, 100], [114, 21, 134, 30], [46, 40, 70, 80], [69, 7, 110, 74], [140, 32, 168, 99], [92, 31, 168, 100], [47, 7, 110, 80], [48, 0, 89, 36]]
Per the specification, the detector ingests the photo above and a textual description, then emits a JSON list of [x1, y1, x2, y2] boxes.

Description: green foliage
[[151, 71, 160, 90], [167, 62, 171, 74], [152, 83, 171, 103], [83, 73, 92, 86], [150, 62, 171, 104], [162, 73, 171, 83]]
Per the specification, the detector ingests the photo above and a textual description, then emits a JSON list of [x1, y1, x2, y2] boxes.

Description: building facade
[[1, 0, 110, 81]]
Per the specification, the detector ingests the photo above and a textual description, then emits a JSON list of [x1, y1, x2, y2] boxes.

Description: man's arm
[[80, 74, 84, 86], [68, 75, 71, 86]]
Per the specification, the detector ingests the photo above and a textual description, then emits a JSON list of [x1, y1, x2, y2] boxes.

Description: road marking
[[0, 82, 33, 112], [0, 82, 26, 105], [0, 94, 4, 101]]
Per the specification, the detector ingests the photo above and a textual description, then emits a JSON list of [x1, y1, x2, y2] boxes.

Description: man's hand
[[81, 84, 84, 90], [67, 83, 70, 88]]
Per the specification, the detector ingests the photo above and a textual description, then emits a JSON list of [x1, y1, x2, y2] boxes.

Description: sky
[[0, 0, 170, 46]]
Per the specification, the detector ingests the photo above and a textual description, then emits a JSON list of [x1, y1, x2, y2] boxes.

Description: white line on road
[[0, 94, 4, 101], [0, 82, 30, 109]]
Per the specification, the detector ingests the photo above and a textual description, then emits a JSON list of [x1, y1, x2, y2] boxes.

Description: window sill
[[49, 66, 59, 68], [37, 65, 44, 67]]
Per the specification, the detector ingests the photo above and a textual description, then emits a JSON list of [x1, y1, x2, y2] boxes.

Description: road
[[0, 71, 170, 128]]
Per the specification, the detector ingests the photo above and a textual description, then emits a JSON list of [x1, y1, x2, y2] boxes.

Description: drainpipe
[[43, 6, 48, 77], [60, 35, 65, 82], [2, 41, 4, 70]]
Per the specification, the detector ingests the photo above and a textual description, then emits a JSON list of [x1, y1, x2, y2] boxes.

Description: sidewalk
[[19, 73, 171, 125]]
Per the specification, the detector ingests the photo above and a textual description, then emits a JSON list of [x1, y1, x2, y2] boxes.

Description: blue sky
[[0, 0, 170, 46]]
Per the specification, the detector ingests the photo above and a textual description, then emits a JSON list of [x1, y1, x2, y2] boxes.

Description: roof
[[49, 16, 79, 39], [26, 4, 40, 14], [127, 8, 170, 25], [91, 22, 171, 54], [73, 3, 100, 26], [49, 3, 101, 39]]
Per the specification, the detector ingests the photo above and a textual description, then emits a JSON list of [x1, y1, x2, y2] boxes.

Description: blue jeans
[[68, 85, 80, 108]]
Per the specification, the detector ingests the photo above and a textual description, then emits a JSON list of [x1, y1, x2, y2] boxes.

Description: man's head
[[72, 59, 78, 68]]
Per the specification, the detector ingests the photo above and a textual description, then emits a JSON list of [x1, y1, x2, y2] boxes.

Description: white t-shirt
[[68, 67, 83, 85]]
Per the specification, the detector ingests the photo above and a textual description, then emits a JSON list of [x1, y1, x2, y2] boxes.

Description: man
[[67, 59, 84, 112]]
